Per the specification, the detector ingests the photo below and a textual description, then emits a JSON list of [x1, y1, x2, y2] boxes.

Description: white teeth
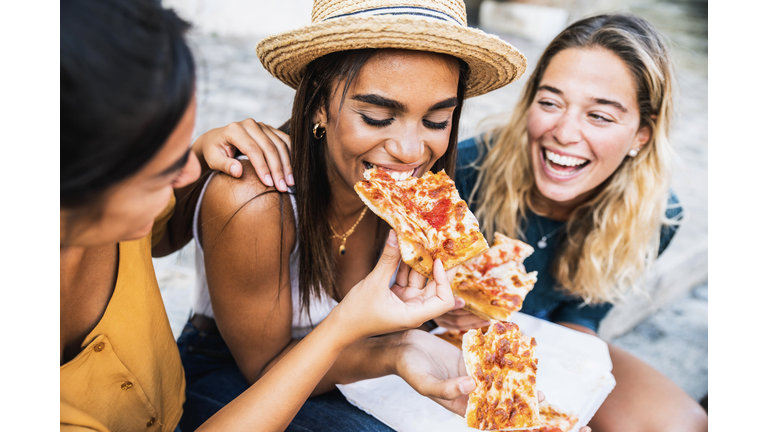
[[545, 150, 588, 167], [388, 170, 412, 181], [365, 163, 415, 181]]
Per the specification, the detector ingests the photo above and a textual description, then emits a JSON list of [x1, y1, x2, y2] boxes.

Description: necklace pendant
[[339, 245, 346, 255], [537, 237, 548, 249]]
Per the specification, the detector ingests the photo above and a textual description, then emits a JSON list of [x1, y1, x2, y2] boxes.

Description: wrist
[[316, 306, 364, 351]]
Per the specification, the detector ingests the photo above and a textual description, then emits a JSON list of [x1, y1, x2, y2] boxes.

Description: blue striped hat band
[[323, 6, 463, 26]]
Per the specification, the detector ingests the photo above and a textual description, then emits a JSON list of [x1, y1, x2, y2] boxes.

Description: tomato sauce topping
[[421, 198, 452, 229]]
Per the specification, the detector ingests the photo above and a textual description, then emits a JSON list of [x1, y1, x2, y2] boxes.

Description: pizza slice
[[452, 233, 538, 321], [355, 168, 488, 278], [526, 401, 579, 432], [463, 320, 540, 430], [435, 325, 490, 349]]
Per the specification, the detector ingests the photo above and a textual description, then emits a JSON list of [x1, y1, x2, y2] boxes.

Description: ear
[[633, 124, 652, 149], [312, 105, 328, 126]]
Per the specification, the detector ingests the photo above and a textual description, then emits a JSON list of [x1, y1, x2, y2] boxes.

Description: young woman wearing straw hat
[[60, 1, 474, 431], [175, 0, 559, 431], [440, 14, 707, 432]]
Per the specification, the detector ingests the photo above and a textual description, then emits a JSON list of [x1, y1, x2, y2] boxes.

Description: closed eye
[[423, 119, 449, 130], [588, 113, 614, 123], [361, 114, 393, 127]]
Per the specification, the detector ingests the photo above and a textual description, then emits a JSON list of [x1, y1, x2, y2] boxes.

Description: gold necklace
[[329, 207, 368, 256]]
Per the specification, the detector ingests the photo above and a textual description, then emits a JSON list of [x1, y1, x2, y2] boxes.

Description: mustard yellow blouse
[[60, 197, 185, 432]]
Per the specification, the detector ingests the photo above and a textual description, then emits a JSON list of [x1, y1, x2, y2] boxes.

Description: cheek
[[526, 108, 549, 143], [588, 130, 634, 165]]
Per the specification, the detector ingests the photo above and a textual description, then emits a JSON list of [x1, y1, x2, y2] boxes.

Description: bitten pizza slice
[[452, 233, 538, 321], [355, 168, 488, 278], [463, 320, 540, 431], [526, 401, 579, 432]]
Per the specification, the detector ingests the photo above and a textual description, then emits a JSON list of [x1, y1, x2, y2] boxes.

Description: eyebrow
[[592, 97, 628, 113], [538, 85, 628, 113], [156, 148, 191, 178], [351, 94, 458, 112]]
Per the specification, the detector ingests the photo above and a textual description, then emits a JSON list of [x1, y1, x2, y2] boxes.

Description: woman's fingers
[[251, 122, 293, 186], [433, 312, 490, 331], [238, 120, 290, 191], [430, 259, 455, 307]]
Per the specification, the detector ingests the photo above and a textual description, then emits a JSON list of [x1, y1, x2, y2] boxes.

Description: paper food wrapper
[[337, 313, 616, 432]]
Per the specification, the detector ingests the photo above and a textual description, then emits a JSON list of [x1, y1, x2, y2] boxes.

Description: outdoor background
[[154, 0, 708, 406]]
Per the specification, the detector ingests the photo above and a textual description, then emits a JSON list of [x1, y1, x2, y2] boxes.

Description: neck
[[326, 170, 367, 221]]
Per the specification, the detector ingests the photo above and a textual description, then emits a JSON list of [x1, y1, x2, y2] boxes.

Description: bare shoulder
[[199, 159, 296, 251]]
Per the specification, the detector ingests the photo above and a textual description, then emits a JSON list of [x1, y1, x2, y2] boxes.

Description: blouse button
[[93, 342, 105, 352], [121, 381, 133, 391], [146, 417, 156, 427]]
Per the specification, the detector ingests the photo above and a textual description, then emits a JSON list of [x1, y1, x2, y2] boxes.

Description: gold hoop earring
[[312, 122, 326, 139]]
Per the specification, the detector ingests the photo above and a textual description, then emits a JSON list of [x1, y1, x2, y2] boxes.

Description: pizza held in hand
[[463, 320, 540, 431], [355, 168, 488, 278], [452, 232, 538, 321]]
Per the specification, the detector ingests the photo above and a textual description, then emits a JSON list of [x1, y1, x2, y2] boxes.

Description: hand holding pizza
[[333, 230, 457, 341], [393, 329, 476, 415], [433, 297, 491, 331]]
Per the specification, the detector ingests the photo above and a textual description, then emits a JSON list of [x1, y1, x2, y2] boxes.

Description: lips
[[364, 161, 419, 181], [540, 148, 590, 179]]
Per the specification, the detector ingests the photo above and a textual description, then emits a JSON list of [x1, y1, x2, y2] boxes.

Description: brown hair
[[471, 14, 680, 304], [291, 49, 469, 317]]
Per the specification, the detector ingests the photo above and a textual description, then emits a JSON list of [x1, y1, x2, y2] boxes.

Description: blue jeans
[[177, 321, 394, 432]]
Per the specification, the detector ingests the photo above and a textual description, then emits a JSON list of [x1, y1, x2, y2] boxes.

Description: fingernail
[[279, 179, 287, 191], [287, 174, 294, 185], [454, 297, 465, 308], [459, 379, 474, 394], [229, 164, 238, 177], [264, 174, 273, 187], [387, 229, 397, 247]]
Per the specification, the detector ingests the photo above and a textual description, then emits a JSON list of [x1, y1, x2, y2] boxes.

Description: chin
[[126, 221, 155, 242]]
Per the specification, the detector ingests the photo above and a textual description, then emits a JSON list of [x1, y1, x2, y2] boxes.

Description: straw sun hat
[[256, 0, 527, 98]]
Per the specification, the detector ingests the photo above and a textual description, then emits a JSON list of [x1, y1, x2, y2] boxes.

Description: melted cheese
[[463, 321, 540, 430]]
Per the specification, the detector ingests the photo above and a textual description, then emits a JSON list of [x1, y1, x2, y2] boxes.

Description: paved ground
[[155, 0, 707, 405]]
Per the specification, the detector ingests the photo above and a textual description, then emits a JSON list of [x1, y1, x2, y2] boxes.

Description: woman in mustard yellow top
[[60, 0, 471, 431]]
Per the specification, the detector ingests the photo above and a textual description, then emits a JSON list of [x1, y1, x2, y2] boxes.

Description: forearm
[[196, 310, 395, 431], [256, 314, 401, 396]]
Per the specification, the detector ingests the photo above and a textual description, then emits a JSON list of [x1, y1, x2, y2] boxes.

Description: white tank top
[[191, 163, 338, 339]]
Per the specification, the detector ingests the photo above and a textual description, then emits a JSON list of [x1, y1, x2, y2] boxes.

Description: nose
[[385, 124, 423, 164], [551, 110, 582, 146], [175, 150, 202, 188]]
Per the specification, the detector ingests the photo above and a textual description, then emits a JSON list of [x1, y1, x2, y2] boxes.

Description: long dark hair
[[291, 49, 469, 316], [60, 0, 195, 211]]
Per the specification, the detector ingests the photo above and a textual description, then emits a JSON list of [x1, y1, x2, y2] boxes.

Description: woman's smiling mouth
[[541, 148, 590, 179], [364, 161, 419, 181]]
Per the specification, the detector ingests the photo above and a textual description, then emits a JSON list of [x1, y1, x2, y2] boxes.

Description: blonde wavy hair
[[470, 14, 681, 304]]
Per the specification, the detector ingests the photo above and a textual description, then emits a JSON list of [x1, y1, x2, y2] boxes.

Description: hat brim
[[256, 15, 527, 98]]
